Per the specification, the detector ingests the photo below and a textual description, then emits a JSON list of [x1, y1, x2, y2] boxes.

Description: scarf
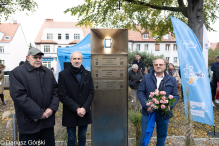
[[168, 69, 175, 76], [70, 64, 83, 74], [144, 111, 156, 146]]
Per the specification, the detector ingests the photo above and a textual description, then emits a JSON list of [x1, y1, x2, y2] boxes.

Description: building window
[[66, 34, 69, 40], [144, 44, 148, 51], [4, 36, 10, 40], [44, 46, 50, 52], [0, 47, 4, 53], [43, 61, 51, 69], [153, 36, 158, 39], [0, 60, 4, 65], [58, 46, 61, 48], [166, 57, 170, 62], [58, 34, 61, 40], [74, 34, 80, 40], [165, 44, 170, 51], [47, 33, 53, 40], [143, 34, 149, 39], [155, 44, 160, 51], [163, 34, 169, 39], [136, 44, 141, 50], [173, 44, 177, 51], [174, 57, 178, 63]]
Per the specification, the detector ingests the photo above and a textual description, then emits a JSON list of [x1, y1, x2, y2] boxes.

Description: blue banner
[[171, 17, 214, 126]]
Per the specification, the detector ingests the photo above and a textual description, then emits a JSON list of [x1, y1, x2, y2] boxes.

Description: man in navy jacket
[[137, 58, 179, 146]]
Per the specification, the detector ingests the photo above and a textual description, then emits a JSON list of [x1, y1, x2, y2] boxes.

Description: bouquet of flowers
[[146, 89, 176, 115]]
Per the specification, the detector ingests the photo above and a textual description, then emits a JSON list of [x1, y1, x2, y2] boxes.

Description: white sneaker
[[215, 99, 219, 104]]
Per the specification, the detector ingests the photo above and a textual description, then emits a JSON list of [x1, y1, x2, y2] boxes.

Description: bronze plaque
[[93, 68, 125, 78], [93, 80, 125, 90], [94, 56, 125, 66]]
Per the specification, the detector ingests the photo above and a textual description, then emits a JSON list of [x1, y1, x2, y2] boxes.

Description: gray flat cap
[[27, 48, 44, 56]]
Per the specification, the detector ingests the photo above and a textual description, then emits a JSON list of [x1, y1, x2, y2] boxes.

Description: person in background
[[166, 63, 181, 89], [215, 66, 219, 103], [19, 61, 25, 66], [148, 66, 154, 74], [208, 66, 213, 88], [51, 67, 54, 72], [144, 64, 148, 75], [148, 60, 155, 74], [165, 59, 169, 70], [211, 56, 219, 101], [132, 54, 145, 75], [129, 64, 143, 110], [0, 64, 6, 105]]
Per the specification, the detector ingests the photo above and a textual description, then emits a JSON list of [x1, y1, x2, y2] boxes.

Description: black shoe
[[2, 101, 6, 105]]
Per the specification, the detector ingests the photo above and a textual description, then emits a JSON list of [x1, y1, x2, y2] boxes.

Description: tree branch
[[124, 0, 188, 17]]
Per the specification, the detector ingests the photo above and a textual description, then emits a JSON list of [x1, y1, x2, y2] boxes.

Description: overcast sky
[[3, 0, 219, 45]]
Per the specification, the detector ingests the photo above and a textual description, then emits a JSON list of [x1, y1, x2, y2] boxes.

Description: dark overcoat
[[58, 66, 94, 127], [9, 61, 59, 134]]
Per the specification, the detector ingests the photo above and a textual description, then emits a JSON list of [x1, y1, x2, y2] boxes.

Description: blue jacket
[[211, 62, 219, 77], [137, 71, 179, 119], [148, 66, 154, 74]]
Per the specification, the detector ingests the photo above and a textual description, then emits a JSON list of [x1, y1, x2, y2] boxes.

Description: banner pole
[[214, 126, 216, 135]]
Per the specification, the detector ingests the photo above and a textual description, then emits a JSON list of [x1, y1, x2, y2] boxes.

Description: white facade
[[128, 42, 179, 67], [0, 25, 28, 71], [35, 28, 86, 72]]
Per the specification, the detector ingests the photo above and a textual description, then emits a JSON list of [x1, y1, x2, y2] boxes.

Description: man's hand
[[139, 79, 142, 82], [147, 107, 154, 113], [44, 108, 53, 118], [40, 113, 47, 119], [77, 108, 86, 117], [168, 106, 170, 111]]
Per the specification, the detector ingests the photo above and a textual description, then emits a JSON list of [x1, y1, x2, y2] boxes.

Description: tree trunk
[[188, 0, 204, 49]]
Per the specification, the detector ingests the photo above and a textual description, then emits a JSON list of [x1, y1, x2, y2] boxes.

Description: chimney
[[13, 20, 17, 24], [45, 19, 53, 22]]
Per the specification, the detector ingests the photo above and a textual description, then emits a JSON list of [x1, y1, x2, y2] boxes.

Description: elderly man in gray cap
[[9, 48, 59, 146]]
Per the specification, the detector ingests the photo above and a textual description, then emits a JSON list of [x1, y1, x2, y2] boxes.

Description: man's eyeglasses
[[154, 64, 165, 67], [33, 56, 42, 59]]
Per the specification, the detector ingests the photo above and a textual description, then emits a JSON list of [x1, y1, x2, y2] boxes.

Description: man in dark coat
[[137, 58, 179, 146], [211, 56, 219, 101], [132, 54, 145, 75], [9, 48, 59, 145], [58, 51, 94, 146]]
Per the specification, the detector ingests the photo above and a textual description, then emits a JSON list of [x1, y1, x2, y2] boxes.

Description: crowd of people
[[2, 51, 216, 145]]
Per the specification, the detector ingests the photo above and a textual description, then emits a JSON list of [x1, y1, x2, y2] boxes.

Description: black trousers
[[19, 127, 55, 146], [0, 94, 4, 101], [212, 78, 217, 100]]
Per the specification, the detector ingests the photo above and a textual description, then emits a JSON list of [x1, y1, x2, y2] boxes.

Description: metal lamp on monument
[[104, 38, 112, 53]]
